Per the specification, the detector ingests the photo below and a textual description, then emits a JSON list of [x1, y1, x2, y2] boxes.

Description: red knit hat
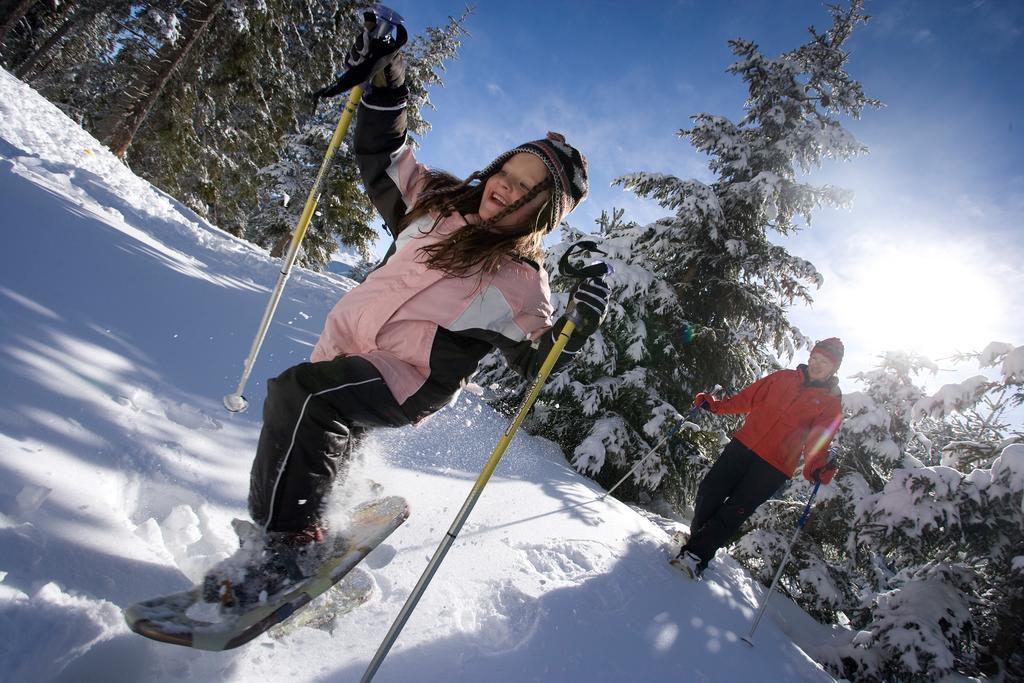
[[812, 337, 845, 366]]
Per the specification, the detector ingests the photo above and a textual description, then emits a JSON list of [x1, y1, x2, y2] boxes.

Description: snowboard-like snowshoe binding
[[201, 520, 342, 612], [125, 497, 408, 651]]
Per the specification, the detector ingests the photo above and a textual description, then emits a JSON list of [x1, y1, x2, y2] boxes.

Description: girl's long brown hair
[[398, 167, 554, 277]]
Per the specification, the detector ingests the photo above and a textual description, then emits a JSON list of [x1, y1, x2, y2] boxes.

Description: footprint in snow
[[116, 389, 222, 431], [457, 582, 539, 655], [520, 540, 634, 613], [521, 540, 613, 582]]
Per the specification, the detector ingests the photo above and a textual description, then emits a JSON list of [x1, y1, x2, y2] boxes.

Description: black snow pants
[[248, 355, 411, 532], [683, 438, 788, 571]]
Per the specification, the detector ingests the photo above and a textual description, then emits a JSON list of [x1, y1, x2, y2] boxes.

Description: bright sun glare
[[836, 243, 1004, 359]]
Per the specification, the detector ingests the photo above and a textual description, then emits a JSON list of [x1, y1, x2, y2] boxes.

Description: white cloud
[[780, 188, 1024, 395], [912, 27, 936, 44]]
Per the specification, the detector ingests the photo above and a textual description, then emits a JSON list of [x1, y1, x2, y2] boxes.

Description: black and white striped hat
[[480, 132, 589, 231]]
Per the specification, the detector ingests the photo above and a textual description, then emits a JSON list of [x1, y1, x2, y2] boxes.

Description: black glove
[[314, 25, 408, 100], [567, 276, 610, 338]]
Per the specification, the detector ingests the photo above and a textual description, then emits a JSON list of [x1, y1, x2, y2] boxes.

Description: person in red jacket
[[671, 338, 845, 579]]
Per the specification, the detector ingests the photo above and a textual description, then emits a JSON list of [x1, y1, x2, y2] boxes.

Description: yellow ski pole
[[224, 10, 407, 412], [223, 86, 362, 413], [360, 318, 576, 683], [361, 241, 610, 682]]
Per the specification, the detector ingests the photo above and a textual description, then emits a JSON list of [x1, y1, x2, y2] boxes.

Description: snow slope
[[0, 68, 835, 683]]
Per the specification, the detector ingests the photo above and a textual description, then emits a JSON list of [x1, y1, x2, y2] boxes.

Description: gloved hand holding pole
[[361, 242, 611, 682]]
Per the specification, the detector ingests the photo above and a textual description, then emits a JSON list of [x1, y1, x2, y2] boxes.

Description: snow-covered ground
[[0, 68, 837, 682]]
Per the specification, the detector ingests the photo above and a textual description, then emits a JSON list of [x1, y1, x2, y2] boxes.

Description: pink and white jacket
[[310, 85, 575, 421]]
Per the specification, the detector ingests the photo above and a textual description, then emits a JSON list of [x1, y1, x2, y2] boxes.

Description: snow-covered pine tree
[[733, 345, 1024, 681], [97, 0, 222, 158], [0, 0, 49, 55], [10, 1, 116, 81], [247, 100, 376, 268], [481, 1, 880, 511], [9, 2, 139, 128], [911, 343, 1024, 679], [8, 2, 468, 251], [923, 342, 1024, 470], [247, 7, 473, 270], [0, 0, 70, 70], [4, 0, 263, 223], [126, 0, 356, 238], [507, 210, 726, 509]]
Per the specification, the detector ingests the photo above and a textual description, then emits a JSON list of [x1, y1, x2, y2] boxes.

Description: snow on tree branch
[[912, 375, 994, 420]]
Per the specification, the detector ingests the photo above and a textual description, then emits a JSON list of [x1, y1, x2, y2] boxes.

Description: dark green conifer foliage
[[246, 7, 472, 268], [5, 2, 470, 268], [481, 1, 880, 512]]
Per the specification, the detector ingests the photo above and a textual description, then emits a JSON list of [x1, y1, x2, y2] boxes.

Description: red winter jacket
[[709, 366, 842, 478]]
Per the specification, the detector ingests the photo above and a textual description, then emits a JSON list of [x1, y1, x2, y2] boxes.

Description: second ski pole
[[223, 86, 363, 413], [741, 450, 836, 646], [360, 242, 610, 682], [223, 6, 406, 413], [600, 385, 721, 500]]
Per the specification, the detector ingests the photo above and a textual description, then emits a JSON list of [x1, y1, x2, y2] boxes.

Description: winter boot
[[670, 549, 704, 580], [203, 521, 330, 610], [264, 523, 331, 580]]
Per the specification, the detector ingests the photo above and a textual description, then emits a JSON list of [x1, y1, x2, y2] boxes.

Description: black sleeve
[[458, 316, 582, 383], [354, 85, 411, 238]]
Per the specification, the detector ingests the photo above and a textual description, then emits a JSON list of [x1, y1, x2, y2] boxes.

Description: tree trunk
[[0, 0, 40, 55], [13, 0, 83, 79], [270, 233, 292, 259], [980, 591, 1024, 676], [100, 0, 220, 159]]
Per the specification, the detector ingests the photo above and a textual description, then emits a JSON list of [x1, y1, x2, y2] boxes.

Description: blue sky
[[370, 0, 1023, 392]]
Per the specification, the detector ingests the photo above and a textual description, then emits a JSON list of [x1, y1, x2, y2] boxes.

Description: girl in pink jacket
[[246, 52, 609, 552]]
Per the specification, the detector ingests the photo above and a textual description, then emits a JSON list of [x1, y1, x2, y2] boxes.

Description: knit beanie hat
[[812, 337, 845, 366], [478, 132, 589, 231]]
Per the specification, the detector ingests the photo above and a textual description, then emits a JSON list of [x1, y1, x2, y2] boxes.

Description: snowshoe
[[268, 567, 375, 639], [124, 496, 408, 650]]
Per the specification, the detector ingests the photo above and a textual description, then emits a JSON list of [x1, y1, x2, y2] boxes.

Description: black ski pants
[[683, 439, 788, 570], [248, 355, 411, 532]]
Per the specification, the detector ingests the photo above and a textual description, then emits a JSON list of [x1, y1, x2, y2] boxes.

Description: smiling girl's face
[[478, 153, 550, 226]]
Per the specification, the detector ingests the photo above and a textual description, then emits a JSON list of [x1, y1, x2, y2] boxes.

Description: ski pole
[[224, 6, 407, 413], [600, 385, 721, 501], [361, 243, 610, 683], [741, 452, 835, 646], [223, 86, 363, 412]]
